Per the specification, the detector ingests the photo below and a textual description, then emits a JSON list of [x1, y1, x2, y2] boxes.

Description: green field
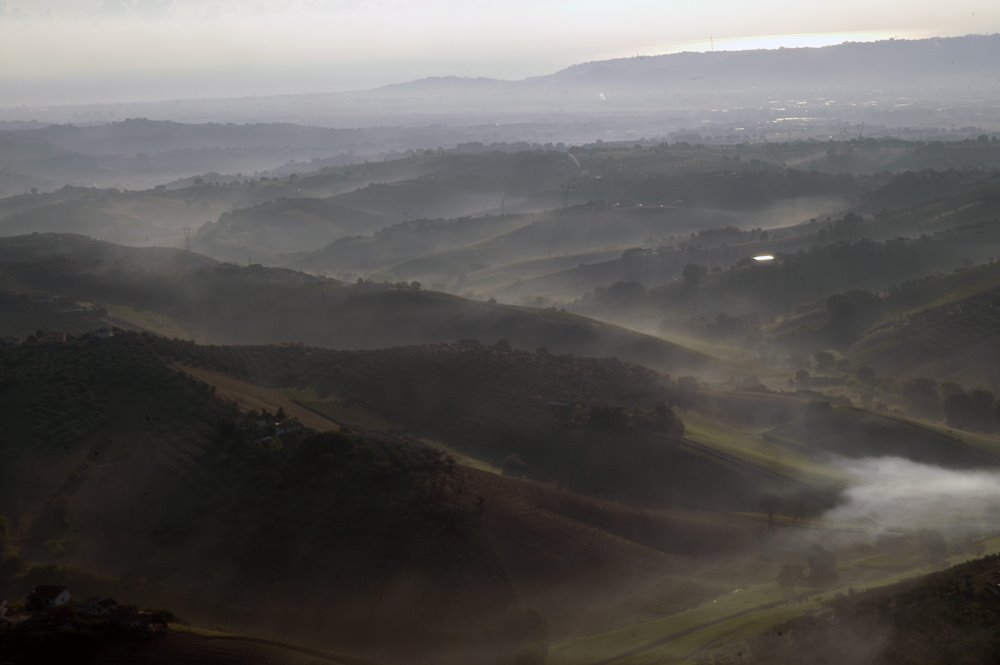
[[550, 532, 1000, 665]]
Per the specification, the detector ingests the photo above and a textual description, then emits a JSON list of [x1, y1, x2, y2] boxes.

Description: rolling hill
[[0, 233, 715, 373], [288, 214, 535, 278], [0, 333, 792, 663], [192, 197, 391, 263], [0, 333, 519, 663], [849, 282, 1000, 386]]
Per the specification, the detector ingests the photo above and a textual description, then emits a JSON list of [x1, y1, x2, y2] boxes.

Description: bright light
[[753, 255, 775, 262]]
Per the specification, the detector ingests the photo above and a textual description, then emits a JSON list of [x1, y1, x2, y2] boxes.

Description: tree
[[503, 453, 528, 477], [918, 529, 947, 564], [826, 290, 881, 344], [652, 404, 685, 437], [943, 390, 973, 429], [776, 563, 804, 592], [940, 382, 965, 400], [805, 544, 838, 587], [968, 389, 996, 432], [675, 376, 700, 407], [902, 377, 941, 419], [605, 281, 647, 308], [0, 515, 15, 561], [813, 351, 835, 372], [759, 493, 781, 525], [587, 405, 630, 429], [856, 365, 877, 387], [682, 263, 707, 289]]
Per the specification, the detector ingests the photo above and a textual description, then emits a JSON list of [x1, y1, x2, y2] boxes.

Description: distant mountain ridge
[[366, 34, 1000, 96], [4, 34, 999, 130], [538, 33, 1000, 88]]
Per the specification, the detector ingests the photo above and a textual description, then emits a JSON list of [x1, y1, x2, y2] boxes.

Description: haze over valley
[[2, 5, 1000, 664]]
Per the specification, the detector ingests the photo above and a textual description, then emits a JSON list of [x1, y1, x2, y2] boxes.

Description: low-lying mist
[[825, 456, 1000, 534]]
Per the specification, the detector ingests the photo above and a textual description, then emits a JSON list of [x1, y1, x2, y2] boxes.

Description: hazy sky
[[1, 0, 998, 106]]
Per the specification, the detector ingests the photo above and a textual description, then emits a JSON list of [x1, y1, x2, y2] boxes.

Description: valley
[[3, 30, 1000, 665]]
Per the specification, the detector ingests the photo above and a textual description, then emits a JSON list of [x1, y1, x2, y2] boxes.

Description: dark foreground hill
[[0, 333, 518, 663], [0, 233, 713, 373], [0, 333, 769, 664], [0, 625, 375, 665]]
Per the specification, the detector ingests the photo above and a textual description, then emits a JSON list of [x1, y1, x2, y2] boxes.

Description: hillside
[[192, 197, 390, 263], [156, 149, 585, 264], [0, 119, 445, 191], [703, 553, 1000, 665], [762, 403, 1000, 468], [0, 333, 527, 663], [289, 214, 534, 278], [381, 203, 749, 292], [849, 282, 1000, 385], [150, 339, 838, 516], [0, 233, 714, 373], [3, 333, 999, 664], [0, 623, 376, 665], [569, 207, 1000, 345], [0, 333, 796, 663], [0, 183, 251, 248]]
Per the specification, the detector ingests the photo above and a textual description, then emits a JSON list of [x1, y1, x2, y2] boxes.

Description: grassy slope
[[549, 536, 1000, 665], [701, 553, 1000, 665], [763, 404, 1000, 468]]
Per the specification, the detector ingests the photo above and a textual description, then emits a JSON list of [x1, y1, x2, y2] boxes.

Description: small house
[[28, 585, 71, 610], [0, 336, 19, 347]]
